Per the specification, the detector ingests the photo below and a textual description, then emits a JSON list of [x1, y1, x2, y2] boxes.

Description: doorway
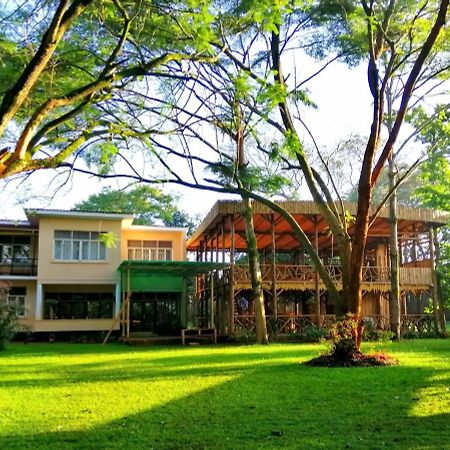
[[130, 292, 181, 335]]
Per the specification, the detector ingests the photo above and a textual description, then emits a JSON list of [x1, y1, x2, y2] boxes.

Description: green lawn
[[0, 340, 449, 449]]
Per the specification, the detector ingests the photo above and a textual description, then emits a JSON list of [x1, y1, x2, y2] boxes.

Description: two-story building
[[0, 209, 189, 336], [1, 200, 448, 339]]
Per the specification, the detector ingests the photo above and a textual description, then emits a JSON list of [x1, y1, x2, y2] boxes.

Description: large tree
[[74, 185, 196, 232], [151, 0, 450, 347], [1, 1, 449, 348], [0, 0, 222, 178]]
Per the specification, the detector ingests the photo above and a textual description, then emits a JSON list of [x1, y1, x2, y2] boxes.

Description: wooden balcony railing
[[233, 313, 435, 334], [230, 264, 432, 286]]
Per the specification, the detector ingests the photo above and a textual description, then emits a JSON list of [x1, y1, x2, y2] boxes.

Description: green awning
[[118, 260, 229, 276]]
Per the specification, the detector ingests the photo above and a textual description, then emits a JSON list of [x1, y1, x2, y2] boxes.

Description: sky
[[0, 56, 376, 221]]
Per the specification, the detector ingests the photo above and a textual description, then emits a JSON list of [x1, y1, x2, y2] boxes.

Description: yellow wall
[[33, 319, 118, 332], [37, 217, 123, 284], [121, 227, 186, 261], [8, 279, 37, 323]]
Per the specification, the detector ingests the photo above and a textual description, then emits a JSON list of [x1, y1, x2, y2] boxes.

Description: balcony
[[228, 264, 433, 290], [0, 258, 38, 276]]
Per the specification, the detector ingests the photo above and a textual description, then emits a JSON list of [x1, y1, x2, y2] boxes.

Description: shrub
[[295, 319, 328, 342], [328, 313, 360, 360], [363, 319, 395, 342], [0, 285, 20, 351]]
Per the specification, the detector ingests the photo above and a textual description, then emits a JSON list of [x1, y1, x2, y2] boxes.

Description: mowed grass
[[0, 340, 449, 450]]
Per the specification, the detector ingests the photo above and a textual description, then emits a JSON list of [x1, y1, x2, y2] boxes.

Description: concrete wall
[[121, 227, 186, 261], [37, 217, 123, 284]]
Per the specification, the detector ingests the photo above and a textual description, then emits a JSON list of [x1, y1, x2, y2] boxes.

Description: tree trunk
[[388, 154, 401, 339], [242, 197, 268, 344]]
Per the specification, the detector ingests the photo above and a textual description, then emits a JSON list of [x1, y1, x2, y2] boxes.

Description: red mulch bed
[[304, 351, 399, 367]]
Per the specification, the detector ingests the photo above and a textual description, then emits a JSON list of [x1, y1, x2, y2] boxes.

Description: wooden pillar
[[314, 217, 321, 325], [210, 234, 214, 263], [412, 226, 418, 265], [221, 221, 226, 263], [229, 214, 235, 334], [215, 228, 219, 262], [429, 228, 439, 332], [220, 220, 226, 334], [126, 267, 130, 338], [271, 214, 278, 319], [210, 269, 214, 328], [430, 228, 446, 333]]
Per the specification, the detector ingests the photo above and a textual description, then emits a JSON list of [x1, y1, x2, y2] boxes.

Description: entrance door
[[130, 292, 181, 334]]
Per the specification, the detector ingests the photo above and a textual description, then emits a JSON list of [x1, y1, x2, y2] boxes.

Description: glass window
[[127, 240, 173, 261], [44, 292, 114, 319], [54, 230, 106, 261], [7, 287, 26, 318], [0, 235, 31, 264]]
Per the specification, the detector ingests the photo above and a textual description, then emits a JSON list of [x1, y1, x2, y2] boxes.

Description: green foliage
[[0, 286, 20, 351], [363, 319, 394, 342], [293, 319, 328, 342], [416, 157, 450, 211], [74, 185, 197, 233], [209, 161, 292, 196], [328, 313, 359, 359], [409, 105, 450, 310], [98, 232, 118, 249]]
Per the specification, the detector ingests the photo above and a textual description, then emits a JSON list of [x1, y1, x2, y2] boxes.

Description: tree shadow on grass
[[1, 343, 450, 449]]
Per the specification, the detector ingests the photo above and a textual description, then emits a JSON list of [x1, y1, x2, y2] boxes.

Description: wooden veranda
[[187, 200, 449, 335]]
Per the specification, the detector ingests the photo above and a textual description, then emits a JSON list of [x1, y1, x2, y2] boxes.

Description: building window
[[0, 235, 31, 263], [127, 240, 173, 261], [54, 231, 107, 261], [7, 287, 26, 318], [44, 292, 114, 319]]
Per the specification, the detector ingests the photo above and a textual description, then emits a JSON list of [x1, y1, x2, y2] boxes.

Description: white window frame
[[54, 230, 107, 261], [7, 294, 26, 318], [127, 240, 173, 261]]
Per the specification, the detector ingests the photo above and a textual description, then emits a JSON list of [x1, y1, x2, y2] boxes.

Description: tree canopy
[[74, 185, 196, 233]]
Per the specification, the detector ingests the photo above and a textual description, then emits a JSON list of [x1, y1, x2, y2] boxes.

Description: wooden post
[[314, 217, 321, 325], [271, 214, 277, 320], [121, 270, 126, 339], [210, 270, 214, 328], [126, 267, 131, 338], [221, 221, 226, 263], [221, 220, 226, 333], [199, 240, 204, 262], [215, 228, 219, 262], [429, 228, 440, 333], [412, 226, 418, 265], [431, 228, 446, 333], [229, 214, 235, 334], [210, 234, 214, 263]]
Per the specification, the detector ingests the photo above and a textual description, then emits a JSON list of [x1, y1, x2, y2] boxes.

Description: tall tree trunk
[[388, 154, 401, 339], [242, 197, 268, 344], [234, 101, 268, 344]]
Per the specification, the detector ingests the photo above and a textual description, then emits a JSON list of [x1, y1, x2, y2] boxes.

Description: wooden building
[[186, 200, 449, 335]]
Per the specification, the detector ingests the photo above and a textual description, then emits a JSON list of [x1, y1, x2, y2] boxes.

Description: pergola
[[115, 261, 228, 339], [186, 200, 449, 335]]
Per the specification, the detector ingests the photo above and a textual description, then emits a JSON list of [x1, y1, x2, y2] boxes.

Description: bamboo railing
[[233, 313, 435, 334], [229, 264, 432, 287]]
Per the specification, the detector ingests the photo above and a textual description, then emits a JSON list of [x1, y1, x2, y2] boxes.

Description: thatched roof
[[187, 200, 449, 251]]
